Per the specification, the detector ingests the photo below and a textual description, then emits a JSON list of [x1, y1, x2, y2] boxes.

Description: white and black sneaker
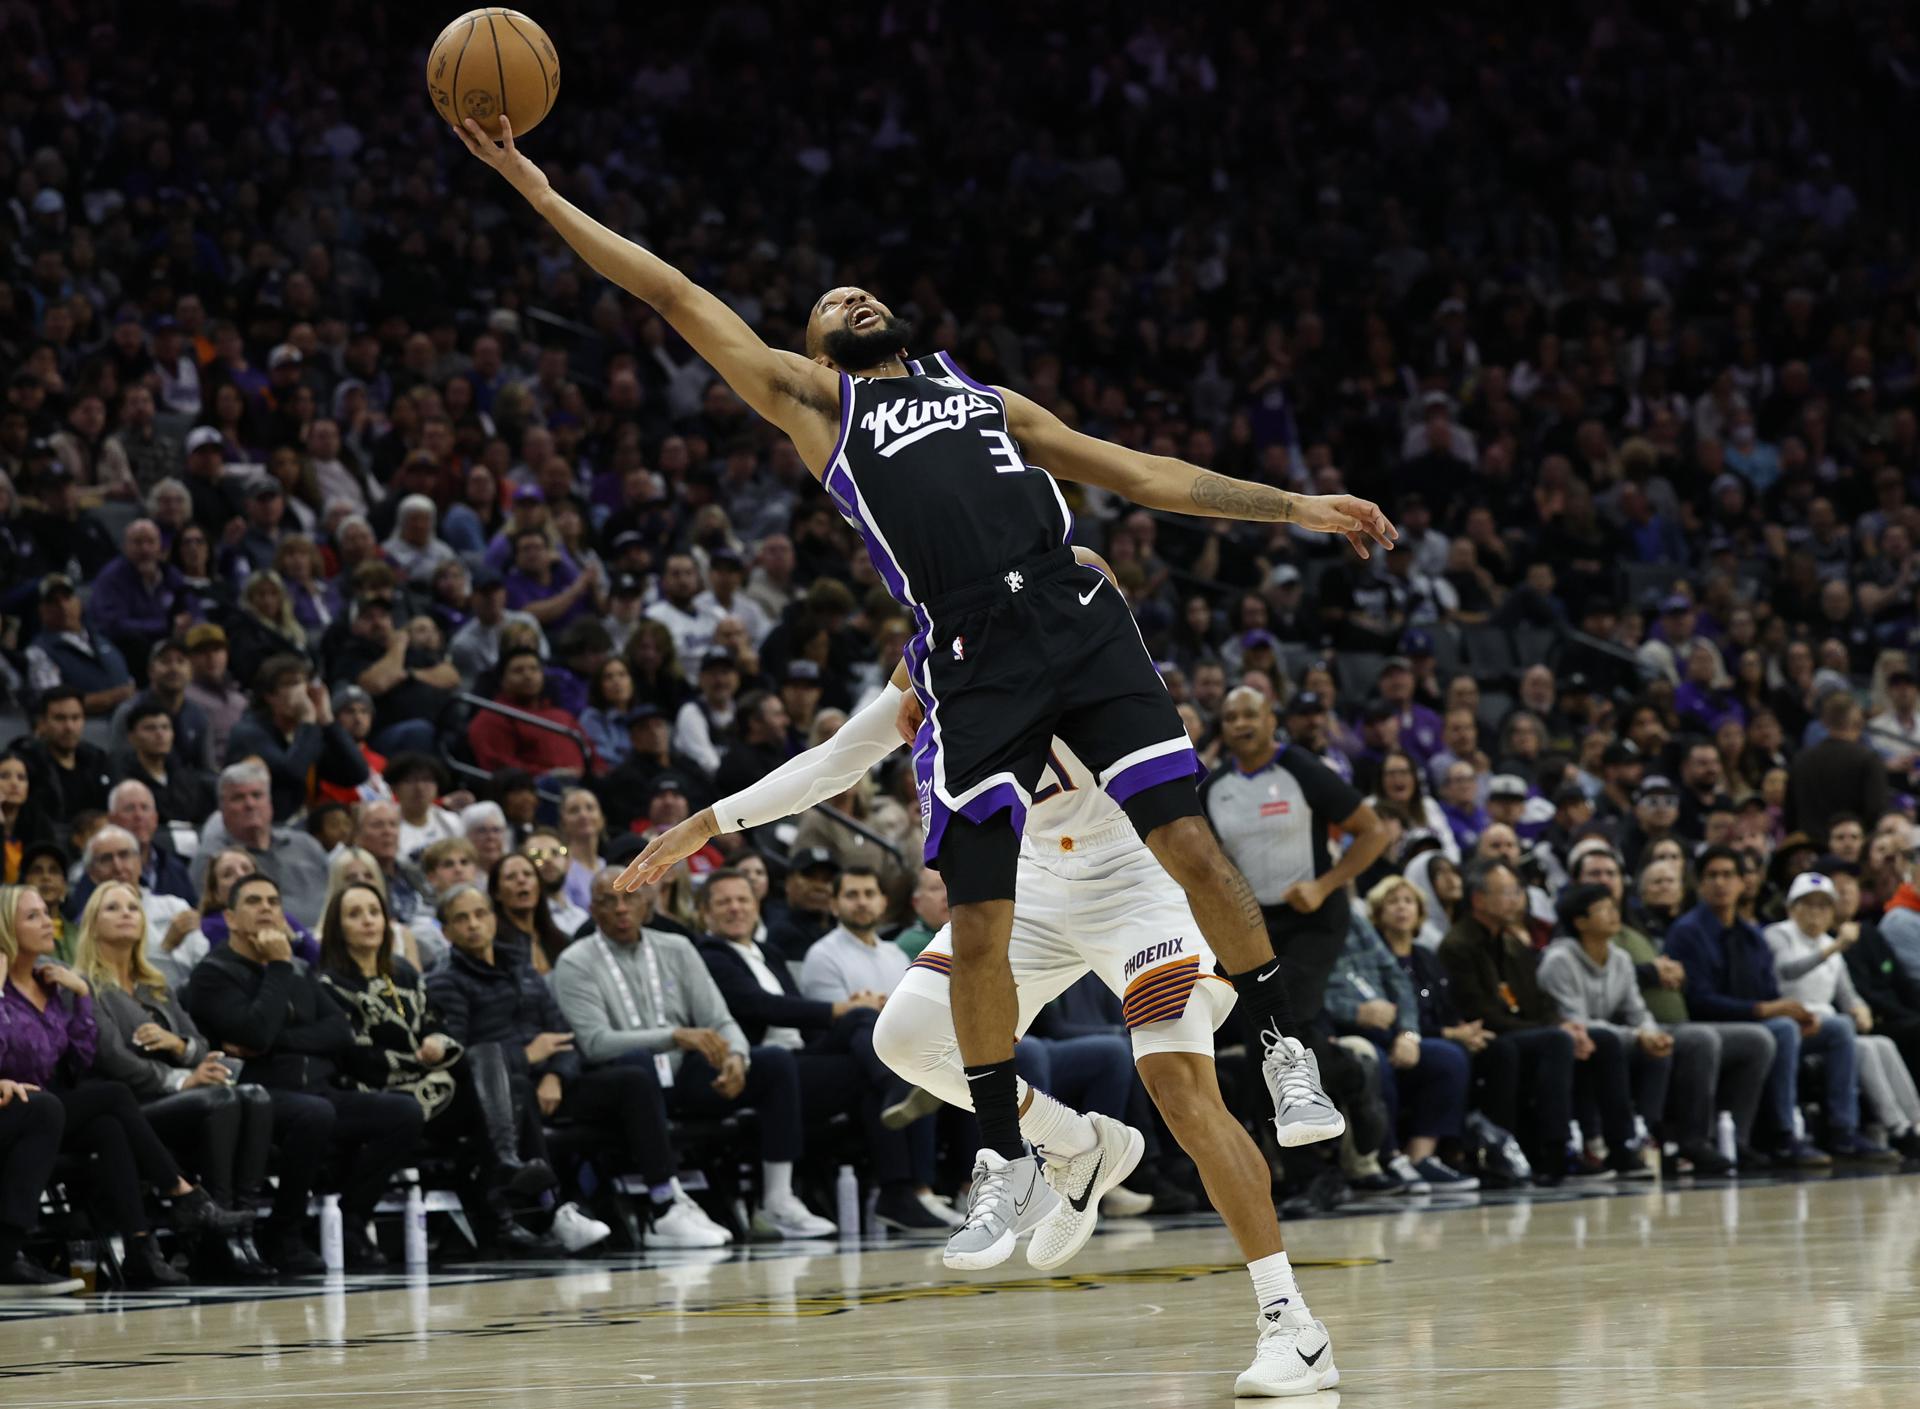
[[1386, 1152, 1432, 1194], [1262, 1033, 1346, 1148], [942, 1148, 1056, 1271], [1027, 1114, 1145, 1270], [1235, 1311, 1339, 1397], [650, 1190, 733, 1248]]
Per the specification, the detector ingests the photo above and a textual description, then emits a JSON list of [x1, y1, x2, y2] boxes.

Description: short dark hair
[[1826, 811, 1862, 838], [125, 698, 173, 730], [498, 646, 544, 677], [512, 526, 548, 547], [385, 752, 445, 787], [489, 766, 537, 800], [737, 689, 778, 738], [229, 872, 281, 908], [1557, 882, 1614, 931], [1696, 844, 1742, 877], [701, 867, 753, 905], [835, 865, 883, 896], [33, 685, 84, 719]]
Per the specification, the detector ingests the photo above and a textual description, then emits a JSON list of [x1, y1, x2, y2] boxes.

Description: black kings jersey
[[823, 351, 1071, 607]]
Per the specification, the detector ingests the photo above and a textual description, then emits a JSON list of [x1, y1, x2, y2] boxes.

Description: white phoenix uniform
[[714, 684, 1236, 1057]]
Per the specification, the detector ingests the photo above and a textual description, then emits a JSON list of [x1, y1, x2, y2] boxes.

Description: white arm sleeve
[[714, 684, 909, 834]]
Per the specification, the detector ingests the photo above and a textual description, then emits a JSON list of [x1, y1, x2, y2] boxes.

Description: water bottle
[[319, 1193, 344, 1272], [1716, 1111, 1738, 1165], [404, 1185, 428, 1268], [835, 1165, 860, 1240]]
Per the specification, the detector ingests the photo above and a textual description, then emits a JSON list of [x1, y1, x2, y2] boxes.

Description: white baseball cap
[[1787, 872, 1836, 906]]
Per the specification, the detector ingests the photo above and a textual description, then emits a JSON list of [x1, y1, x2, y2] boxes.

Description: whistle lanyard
[[595, 935, 666, 1030]]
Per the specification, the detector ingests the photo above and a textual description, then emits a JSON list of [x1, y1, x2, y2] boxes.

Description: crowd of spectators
[[8, 0, 1920, 1290]]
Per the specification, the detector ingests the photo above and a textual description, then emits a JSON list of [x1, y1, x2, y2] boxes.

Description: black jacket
[[181, 946, 356, 1092], [7, 735, 113, 830], [226, 712, 370, 822], [1397, 943, 1466, 1037], [1845, 920, 1920, 1032], [696, 932, 832, 1045], [425, 943, 580, 1082]]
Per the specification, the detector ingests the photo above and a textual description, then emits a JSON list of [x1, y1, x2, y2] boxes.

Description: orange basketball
[[426, 8, 560, 139]]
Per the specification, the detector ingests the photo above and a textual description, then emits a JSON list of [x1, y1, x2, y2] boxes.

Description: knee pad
[[933, 813, 1018, 905]]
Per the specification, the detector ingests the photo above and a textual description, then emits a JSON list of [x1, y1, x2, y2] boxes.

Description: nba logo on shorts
[[952, 635, 966, 661]]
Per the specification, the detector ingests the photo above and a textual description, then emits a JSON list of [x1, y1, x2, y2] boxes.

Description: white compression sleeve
[[712, 683, 909, 834]]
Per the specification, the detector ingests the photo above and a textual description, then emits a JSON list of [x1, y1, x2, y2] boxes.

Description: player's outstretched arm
[[453, 118, 839, 463], [1001, 386, 1396, 559], [615, 683, 911, 891]]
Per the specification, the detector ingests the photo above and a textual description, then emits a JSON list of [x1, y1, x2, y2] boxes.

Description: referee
[[1201, 686, 1392, 1035]]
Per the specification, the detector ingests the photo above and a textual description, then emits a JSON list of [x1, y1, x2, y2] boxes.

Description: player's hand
[[1652, 956, 1686, 990], [1355, 999, 1397, 1031], [0, 1080, 38, 1106], [537, 1072, 563, 1117], [1560, 1020, 1595, 1061], [1292, 494, 1397, 560], [454, 116, 551, 200], [1638, 1028, 1674, 1058], [895, 689, 925, 745], [1389, 1031, 1421, 1069], [617, 808, 719, 890]]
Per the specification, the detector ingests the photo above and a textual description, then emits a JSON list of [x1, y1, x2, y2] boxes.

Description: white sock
[[1019, 1083, 1098, 1159], [1249, 1251, 1307, 1321], [763, 1161, 794, 1205]]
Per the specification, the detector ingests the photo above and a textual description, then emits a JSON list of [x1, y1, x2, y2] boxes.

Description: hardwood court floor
[[3, 1172, 1919, 1408]]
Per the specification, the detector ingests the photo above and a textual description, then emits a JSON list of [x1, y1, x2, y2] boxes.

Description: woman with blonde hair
[[325, 848, 430, 972], [1, 884, 250, 1286], [273, 534, 335, 635], [75, 881, 275, 1271], [229, 568, 309, 667]]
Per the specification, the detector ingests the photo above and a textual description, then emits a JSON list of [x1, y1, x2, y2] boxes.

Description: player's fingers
[[498, 115, 516, 152], [1345, 529, 1371, 560]]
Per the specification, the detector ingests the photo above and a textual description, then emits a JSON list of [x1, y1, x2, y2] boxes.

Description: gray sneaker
[[1263, 1033, 1346, 1148], [942, 1148, 1055, 1271]]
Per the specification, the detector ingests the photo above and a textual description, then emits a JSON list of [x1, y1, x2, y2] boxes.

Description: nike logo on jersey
[[1078, 582, 1102, 605], [1066, 1155, 1103, 1213], [861, 391, 999, 458]]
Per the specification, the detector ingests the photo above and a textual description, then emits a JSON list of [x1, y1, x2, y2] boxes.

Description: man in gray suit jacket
[[553, 871, 838, 1240]]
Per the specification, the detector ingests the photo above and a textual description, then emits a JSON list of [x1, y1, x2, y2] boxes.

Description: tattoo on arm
[[1190, 472, 1296, 522]]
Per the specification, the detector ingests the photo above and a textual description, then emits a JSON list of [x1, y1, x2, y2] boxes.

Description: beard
[[821, 314, 915, 372]]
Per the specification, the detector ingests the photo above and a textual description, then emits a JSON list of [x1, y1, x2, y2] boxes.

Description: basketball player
[[628, 645, 1340, 1396], [458, 117, 1390, 1273]]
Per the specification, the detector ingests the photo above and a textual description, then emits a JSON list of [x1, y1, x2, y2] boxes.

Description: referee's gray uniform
[[1200, 743, 1364, 1030]]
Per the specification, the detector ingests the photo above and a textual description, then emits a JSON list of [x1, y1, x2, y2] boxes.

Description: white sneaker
[[1234, 1312, 1339, 1397], [943, 1148, 1056, 1270], [1386, 1153, 1431, 1194], [1100, 1183, 1154, 1217], [1027, 1114, 1145, 1271], [916, 1190, 966, 1228], [550, 1201, 612, 1253], [650, 1191, 733, 1248], [753, 1194, 837, 1240], [1263, 1033, 1346, 1148]]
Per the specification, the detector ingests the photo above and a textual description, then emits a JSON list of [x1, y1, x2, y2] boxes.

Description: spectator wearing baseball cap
[[628, 772, 724, 875], [1622, 775, 1682, 872], [593, 703, 712, 834], [1868, 666, 1920, 767], [675, 648, 743, 778], [24, 572, 135, 716], [693, 546, 772, 647], [180, 623, 250, 766], [448, 565, 548, 688], [763, 847, 844, 963]]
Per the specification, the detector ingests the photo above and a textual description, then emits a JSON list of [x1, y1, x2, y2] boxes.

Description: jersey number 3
[[980, 428, 1024, 475]]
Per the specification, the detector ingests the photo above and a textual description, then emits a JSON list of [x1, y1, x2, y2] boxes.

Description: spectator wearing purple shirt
[[1378, 657, 1445, 765], [503, 528, 597, 634], [0, 883, 247, 1285], [88, 518, 184, 669]]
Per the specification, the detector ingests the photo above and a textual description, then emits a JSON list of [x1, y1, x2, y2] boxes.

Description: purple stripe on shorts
[[1104, 746, 1202, 806]]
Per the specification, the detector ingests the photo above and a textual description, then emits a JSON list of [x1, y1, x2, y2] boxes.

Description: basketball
[[426, 8, 560, 139]]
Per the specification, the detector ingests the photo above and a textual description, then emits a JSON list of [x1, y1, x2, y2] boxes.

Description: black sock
[[964, 1058, 1025, 1160], [1228, 961, 1293, 1043], [0, 1225, 20, 1264]]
